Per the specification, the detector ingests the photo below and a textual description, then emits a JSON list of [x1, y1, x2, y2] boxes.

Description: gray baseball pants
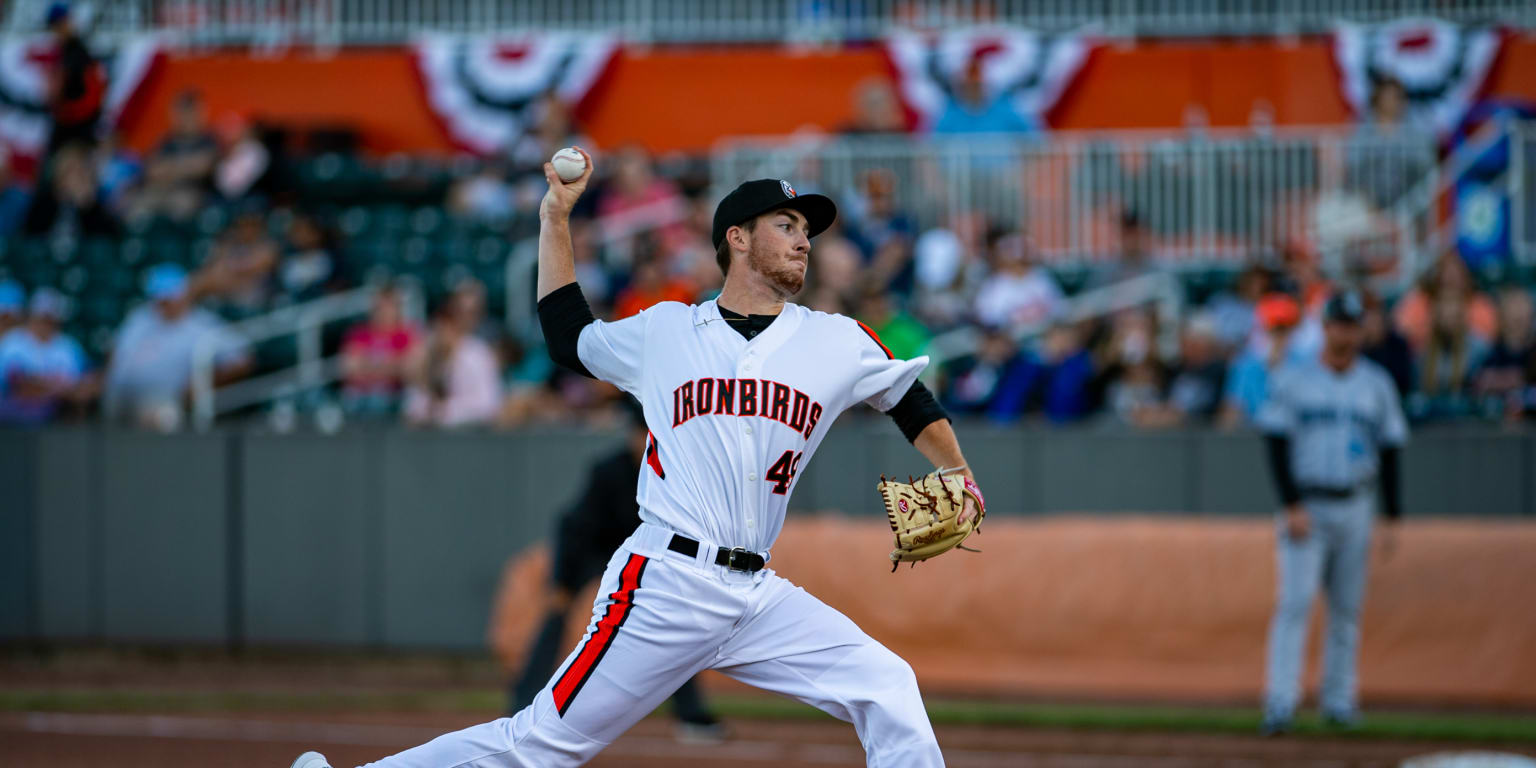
[[1263, 492, 1375, 720]]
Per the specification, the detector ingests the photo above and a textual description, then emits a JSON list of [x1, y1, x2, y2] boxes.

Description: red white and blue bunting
[[0, 35, 163, 174], [413, 33, 618, 155], [1334, 18, 1504, 138], [883, 27, 1094, 131]]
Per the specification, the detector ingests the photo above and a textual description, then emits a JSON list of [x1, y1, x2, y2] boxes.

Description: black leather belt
[[1300, 485, 1360, 500], [668, 534, 766, 573]]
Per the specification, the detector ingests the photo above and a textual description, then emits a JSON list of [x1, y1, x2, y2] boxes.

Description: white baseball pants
[[360, 522, 944, 767]]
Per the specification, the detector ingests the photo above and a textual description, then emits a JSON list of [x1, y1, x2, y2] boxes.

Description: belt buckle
[[725, 546, 752, 572]]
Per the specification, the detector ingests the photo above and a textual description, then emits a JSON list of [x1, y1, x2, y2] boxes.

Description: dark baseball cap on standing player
[[712, 179, 837, 250], [1324, 290, 1366, 324]]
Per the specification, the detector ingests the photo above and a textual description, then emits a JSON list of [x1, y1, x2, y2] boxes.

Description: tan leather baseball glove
[[877, 468, 986, 571]]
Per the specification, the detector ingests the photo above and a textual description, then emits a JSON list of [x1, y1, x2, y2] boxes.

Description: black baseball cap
[[1324, 290, 1366, 324], [712, 179, 837, 250]]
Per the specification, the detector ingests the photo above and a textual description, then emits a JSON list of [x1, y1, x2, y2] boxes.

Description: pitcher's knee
[[857, 648, 931, 727]]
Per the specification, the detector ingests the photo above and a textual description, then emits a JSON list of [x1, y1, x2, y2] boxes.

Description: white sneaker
[[290, 751, 333, 768]]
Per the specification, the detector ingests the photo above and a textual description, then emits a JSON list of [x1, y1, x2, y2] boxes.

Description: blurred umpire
[[507, 399, 723, 742], [1256, 290, 1408, 734]]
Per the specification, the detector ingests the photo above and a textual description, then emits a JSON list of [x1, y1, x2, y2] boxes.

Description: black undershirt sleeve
[[886, 380, 949, 444], [1379, 447, 1402, 520], [536, 282, 596, 378], [1264, 434, 1302, 507]]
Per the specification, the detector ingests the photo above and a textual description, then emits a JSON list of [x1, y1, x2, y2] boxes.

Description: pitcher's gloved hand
[[877, 469, 986, 571]]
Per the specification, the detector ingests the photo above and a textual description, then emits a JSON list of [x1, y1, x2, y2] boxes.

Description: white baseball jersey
[[576, 298, 927, 553], [1257, 356, 1408, 487]]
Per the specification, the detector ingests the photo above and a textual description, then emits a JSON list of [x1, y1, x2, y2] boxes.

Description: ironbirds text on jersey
[[577, 298, 926, 554]]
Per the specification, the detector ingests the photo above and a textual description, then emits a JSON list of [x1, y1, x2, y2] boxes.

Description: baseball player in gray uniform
[[1256, 290, 1408, 734]]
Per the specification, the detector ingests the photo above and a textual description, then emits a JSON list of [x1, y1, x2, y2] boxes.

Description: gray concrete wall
[[0, 424, 1528, 648]]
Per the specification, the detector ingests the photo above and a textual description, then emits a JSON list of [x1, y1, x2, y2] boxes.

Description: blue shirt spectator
[[103, 264, 251, 430], [934, 94, 1037, 135], [0, 280, 23, 337], [0, 288, 89, 423], [933, 60, 1037, 134], [940, 327, 1036, 421], [0, 153, 31, 237], [1222, 294, 1305, 426]]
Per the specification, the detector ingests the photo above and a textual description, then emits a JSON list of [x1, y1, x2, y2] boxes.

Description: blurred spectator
[[973, 230, 1062, 331], [843, 170, 915, 292], [0, 152, 34, 235], [1089, 210, 1158, 290], [510, 91, 585, 175], [1222, 294, 1302, 427], [854, 287, 928, 362], [933, 59, 1036, 135], [596, 147, 685, 238], [938, 325, 1034, 421], [404, 301, 502, 428], [276, 212, 346, 304], [43, 2, 104, 154], [94, 133, 142, 216], [449, 160, 514, 222], [1416, 290, 1488, 412], [0, 281, 24, 337], [799, 235, 862, 316], [1099, 310, 1170, 427], [0, 287, 95, 423], [1160, 313, 1227, 424], [840, 78, 906, 136], [1471, 286, 1535, 418], [447, 275, 503, 347], [1361, 291, 1414, 399], [214, 113, 272, 203], [911, 213, 987, 329], [613, 246, 694, 319], [1036, 322, 1095, 423], [132, 91, 218, 221], [103, 264, 252, 431], [197, 210, 280, 317], [1276, 247, 1333, 361], [1206, 263, 1271, 351], [567, 220, 612, 312], [1393, 252, 1497, 351], [1347, 74, 1432, 210], [340, 285, 420, 417], [23, 142, 120, 238]]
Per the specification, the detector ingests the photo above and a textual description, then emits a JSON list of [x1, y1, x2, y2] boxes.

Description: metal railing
[[189, 283, 420, 430], [713, 127, 1439, 278], [7, 0, 1531, 44], [923, 269, 1186, 377], [504, 195, 691, 340]]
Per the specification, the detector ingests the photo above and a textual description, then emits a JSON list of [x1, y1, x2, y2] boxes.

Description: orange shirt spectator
[[1393, 254, 1498, 350], [613, 277, 695, 319]]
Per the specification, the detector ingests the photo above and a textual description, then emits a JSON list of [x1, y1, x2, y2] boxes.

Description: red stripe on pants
[[551, 552, 648, 716]]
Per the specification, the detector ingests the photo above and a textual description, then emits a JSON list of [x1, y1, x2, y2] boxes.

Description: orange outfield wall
[[491, 517, 1536, 706], [119, 35, 1536, 156]]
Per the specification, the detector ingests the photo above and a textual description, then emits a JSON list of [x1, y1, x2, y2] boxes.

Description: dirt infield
[[6, 710, 1535, 768]]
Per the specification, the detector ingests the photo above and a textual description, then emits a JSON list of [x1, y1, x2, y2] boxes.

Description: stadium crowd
[[0, 24, 1529, 431]]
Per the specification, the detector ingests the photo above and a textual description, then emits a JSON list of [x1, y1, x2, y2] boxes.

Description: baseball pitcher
[[292, 148, 984, 768]]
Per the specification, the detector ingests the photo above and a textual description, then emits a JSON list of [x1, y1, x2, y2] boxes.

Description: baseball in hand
[[551, 147, 587, 182]]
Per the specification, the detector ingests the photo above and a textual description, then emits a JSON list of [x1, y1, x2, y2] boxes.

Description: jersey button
[[744, 426, 753, 435], [747, 473, 757, 482]]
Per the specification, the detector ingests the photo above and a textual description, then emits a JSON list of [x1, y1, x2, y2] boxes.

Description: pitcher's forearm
[[912, 419, 971, 481], [537, 214, 577, 301]]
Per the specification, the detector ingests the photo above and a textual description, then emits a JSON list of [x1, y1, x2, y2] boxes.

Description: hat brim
[[741, 194, 838, 244]]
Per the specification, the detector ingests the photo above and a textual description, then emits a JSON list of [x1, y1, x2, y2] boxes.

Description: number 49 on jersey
[[766, 450, 804, 495]]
